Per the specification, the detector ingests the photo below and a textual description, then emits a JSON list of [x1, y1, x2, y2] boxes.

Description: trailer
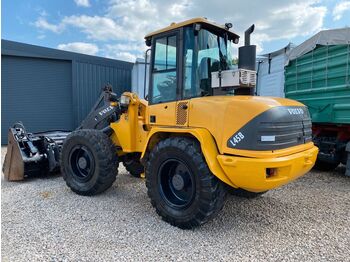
[[256, 43, 292, 97], [285, 28, 350, 174]]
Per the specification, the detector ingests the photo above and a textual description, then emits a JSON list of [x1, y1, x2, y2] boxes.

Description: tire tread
[[61, 129, 118, 196], [145, 136, 226, 229]]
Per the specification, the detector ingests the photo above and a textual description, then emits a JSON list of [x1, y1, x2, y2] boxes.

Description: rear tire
[[314, 159, 339, 171], [61, 129, 118, 196], [145, 137, 226, 229]]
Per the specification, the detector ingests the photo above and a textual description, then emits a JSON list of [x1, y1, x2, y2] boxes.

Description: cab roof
[[144, 17, 240, 41]]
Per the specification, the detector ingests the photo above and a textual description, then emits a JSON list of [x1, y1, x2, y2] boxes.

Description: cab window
[[151, 35, 177, 104], [183, 27, 234, 99]]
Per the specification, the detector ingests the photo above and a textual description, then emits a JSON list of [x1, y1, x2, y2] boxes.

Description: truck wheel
[[145, 137, 226, 229], [228, 188, 267, 198], [314, 160, 339, 171], [61, 129, 118, 196], [123, 154, 144, 178]]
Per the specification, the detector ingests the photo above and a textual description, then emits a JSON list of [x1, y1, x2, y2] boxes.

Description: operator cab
[[144, 17, 256, 105]]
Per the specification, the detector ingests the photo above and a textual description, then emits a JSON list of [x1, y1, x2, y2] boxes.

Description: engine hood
[[188, 95, 310, 156]]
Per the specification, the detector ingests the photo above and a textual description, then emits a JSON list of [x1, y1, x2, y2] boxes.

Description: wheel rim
[[68, 145, 95, 181], [158, 159, 195, 209]]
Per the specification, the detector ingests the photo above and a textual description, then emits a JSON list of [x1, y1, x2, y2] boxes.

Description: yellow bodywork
[[110, 92, 318, 192]]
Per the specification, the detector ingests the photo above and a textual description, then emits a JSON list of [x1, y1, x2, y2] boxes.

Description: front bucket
[[2, 128, 25, 181]]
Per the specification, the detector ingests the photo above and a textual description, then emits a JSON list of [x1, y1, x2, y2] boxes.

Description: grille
[[249, 73, 256, 84], [258, 119, 312, 150], [239, 70, 256, 86], [176, 102, 188, 125], [240, 70, 248, 84]]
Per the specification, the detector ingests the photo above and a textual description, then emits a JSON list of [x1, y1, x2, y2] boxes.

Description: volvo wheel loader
[[3, 18, 318, 228]]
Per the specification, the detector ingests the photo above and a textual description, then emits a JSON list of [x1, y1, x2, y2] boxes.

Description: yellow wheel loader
[[3, 18, 318, 228]]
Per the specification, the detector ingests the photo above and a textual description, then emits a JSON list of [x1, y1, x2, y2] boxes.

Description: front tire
[[61, 129, 118, 196], [145, 137, 226, 229]]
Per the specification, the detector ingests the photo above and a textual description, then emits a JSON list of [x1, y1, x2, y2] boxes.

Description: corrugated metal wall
[[72, 61, 132, 126], [1, 40, 133, 144], [1, 55, 73, 143]]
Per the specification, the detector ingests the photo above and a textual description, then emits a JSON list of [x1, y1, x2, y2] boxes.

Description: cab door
[[148, 31, 180, 126]]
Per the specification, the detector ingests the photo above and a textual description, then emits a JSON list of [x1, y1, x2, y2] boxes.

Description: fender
[[141, 127, 237, 188]]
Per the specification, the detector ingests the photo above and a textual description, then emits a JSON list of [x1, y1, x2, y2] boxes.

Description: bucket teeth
[[3, 128, 25, 181]]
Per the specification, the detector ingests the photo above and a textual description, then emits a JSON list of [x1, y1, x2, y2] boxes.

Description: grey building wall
[[72, 60, 132, 126], [1, 40, 133, 144], [132, 58, 150, 99]]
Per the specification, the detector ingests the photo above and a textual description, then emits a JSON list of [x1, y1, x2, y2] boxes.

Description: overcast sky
[[2, 0, 350, 62]]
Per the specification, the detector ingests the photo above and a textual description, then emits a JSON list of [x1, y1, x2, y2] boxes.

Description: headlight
[[120, 95, 130, 106]]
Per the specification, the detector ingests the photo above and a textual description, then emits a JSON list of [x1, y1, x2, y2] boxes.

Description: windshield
[[197, 30, 233, 70], [183, 27, 236, 98]]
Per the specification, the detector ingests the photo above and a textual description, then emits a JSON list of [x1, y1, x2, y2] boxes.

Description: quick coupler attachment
[[2, 123, 70, 181]]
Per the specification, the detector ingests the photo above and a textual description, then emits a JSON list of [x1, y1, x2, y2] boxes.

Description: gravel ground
[[1, 147, 350, 261]]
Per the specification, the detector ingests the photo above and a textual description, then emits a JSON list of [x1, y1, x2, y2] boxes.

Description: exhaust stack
[[238, 24, 256, 71], [237, 24, 257, 95], [244, 24, 255, 46]]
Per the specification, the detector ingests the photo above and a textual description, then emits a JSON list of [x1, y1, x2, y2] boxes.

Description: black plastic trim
[[227, 106, 312, 151]]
